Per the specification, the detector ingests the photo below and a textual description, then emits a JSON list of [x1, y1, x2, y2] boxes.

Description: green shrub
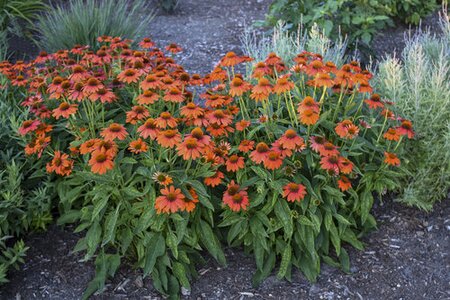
[[375, 12, 450, 210], [36, 0, 155, 52], [262, 0, 439, 49]]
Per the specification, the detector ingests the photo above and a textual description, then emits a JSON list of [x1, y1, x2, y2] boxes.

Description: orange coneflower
[[298, 96, 319, 113], [305, 60, 325, 76], [207, 109, 233, 126], [273, 77, 295, 94], [299, 109, 319, 126], [80, 138, 101, 154], [250, 142, 269, 164], [271, 140, 293, 158], [220, 51, 242, 67], [252, 61, 270, 78], [364, 94, 384, 109], [312, 72, 334, 87], [235, 119, 250, 131], [238, 140, 255, 152], [278, 129, 305, 150], [155, 185, 185, 214], [46, 151, 73, 176], [184, 187, 199, 212], [140, 74, 162, 90], [319, 142, 340, 157], [117, 68, 142, 84], [263, 150, 283, 170], [204, 170, 224, 187], [282, 182, 307, 202], [222, 181, 249, 212], [89, 87, 116, 103], [335, 120, 359, 139], [52, 102, 78, 119], [137, 90, 159, 105], [19, 119, 40, 135], [250, 77, 272, 102], [164, 87, 185, 103], [166, 43, 182, 53], [180, 102, 204, 119], [396, 120, 414, 139], [83, 77, 103, 94], [383, 128, 401, 141], [101, 123, 128, 141], [152, 172, 173, 186], [95, 140, 118, 157], [320, 155, 341, 174], [156, 129, 181, 148], [337, 176, 352, 191], [186, 127, 211, 146], [138, 118, 159, 140], [139, 37, 155, 49], [126, 106, 150, 124], [177, 137, 203, 160], [89, 151, 114, 174], [155, 112, 178, 129], [229, 77, 251, 97], [207, 123, 234, 137], [384, 152, 400, 166], [358, 81, 373, 93], [226, 155, 245, 172], [128, 138, 148, 154], [338, 157, 353, 174]]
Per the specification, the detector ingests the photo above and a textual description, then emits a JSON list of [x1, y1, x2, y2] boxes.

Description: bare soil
[[2, 1, 449, 299]]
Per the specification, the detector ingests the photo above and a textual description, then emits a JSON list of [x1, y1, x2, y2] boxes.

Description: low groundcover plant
[[0, 36, 412, 298]]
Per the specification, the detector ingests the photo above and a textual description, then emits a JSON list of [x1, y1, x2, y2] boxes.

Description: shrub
[[262, 0, 439, 50], [3, 36, 411, 297], [36, 0, 155, 52], [375, 11, 450, 210]]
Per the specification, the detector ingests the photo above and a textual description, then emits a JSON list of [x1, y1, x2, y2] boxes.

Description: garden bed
[[1, 0, 449, 299]]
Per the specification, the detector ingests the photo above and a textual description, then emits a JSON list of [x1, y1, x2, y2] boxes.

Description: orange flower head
[[250, 77, 272, 102], [52, 102, 78, 119], [117, 68, 141, 84], [250, 142, 269, 164], [282, 182, 307, 202], [180, 102, 204, 119], [338, 176, 352, 191], [263, 150, 283, 170], [204, 170, 224, 187], [101, 123, 128, 141], [164, 87, 184, 103], [397, 120, 414, 139], [364, 93, 384, 109], [156, 129, 181, 148], [226, 155, 245, 172], [320, 155, 341, 174], [273, 77, 295, 94], [300, 109, 319, 126], [229, 77, 251, 97], [156, 111, 178, 129], [128, 138, 148, 154], [19, 119, 40, 135], [384, 152, 400, 166], [152, 172, 173, 186], [155, 186, 185, 214], [222, 181, 249, 212], [383, 128, 401, 141], [89, 151, 114, 174], [177, 137, 202, 160], [238, 140, 255, 152], [278, 129, 305, 150]]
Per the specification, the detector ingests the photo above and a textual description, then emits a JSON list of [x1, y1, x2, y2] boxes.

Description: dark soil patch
[[2, 1, 449, 299]]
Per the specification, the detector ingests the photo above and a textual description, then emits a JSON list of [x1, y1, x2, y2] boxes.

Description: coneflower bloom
[[180, 102, 204, 119], [278, 129, 305, 150], [83, 77, 103, 94], [152, 172, 173, 186], [384, 152, 400, 166], [52, 102, 78, 119], [166, 43, 182, 53], [46, 151, 73, 176], [89, 151, 114, 174], [263, 150, 283, 170], [282, 182, 307, 202], [396, 120, 414, 139], [156, 129, 181, 148], [271, 140, 293, 158], [298, 96, 319, 113], [155, 186, 185, 214], [337, 176, 352, 191], [250, 142, 269, 164], [235, 120, 250, 131], [335, 120, 359, 139], [101, 123, 128, 141], [128, 138, 148, 154], [140, 74, 161, 90], [69, 65, 89, 82], [204, 170, 224, 187], [139, 37, 155, 49], [305, 60, 325, 76], [364, 94, 384, 109], [184, 188, 199, 212], [250, 78, 272, 101], [80, 138, 101, 154], [117, 68, 142, 84], [68, 82, 85, 101], [95, 140, 118, 157], [273, 77, 295, 94], [312, 73, 334, 87], [207, 109, 233, 126], [319, 142, 340, 157], [299, 109, 319, 125], [220, 51, 242, 67], [320, 155, 341, 174], [222, 181, 249, 211], [238, 140, 255, 152], [226, 155, 245, 172], [137, 90, 159, 105], [186, 127, 211, 146], [89, 87, 116, 103], [164, 87, 184, 103], [338, 157, 353, 174], [126, 106, 150, 124], [177, 137, 203, 160], [19, 119, 40, 135], [47, 76, 64, 94], [383, 128, 401, 141], [309, 136, 327, 153], [155, 112, 178, 129], [138, 118, 159, 140], [229, 77, 251, 97]]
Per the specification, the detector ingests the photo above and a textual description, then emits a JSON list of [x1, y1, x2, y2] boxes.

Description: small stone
[[417, 231, 424, 236], [181, 287, 191, 296], [134, 276, 143, 288]]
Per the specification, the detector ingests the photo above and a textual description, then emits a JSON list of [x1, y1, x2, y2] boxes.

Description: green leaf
[[199, 220, 225, 265], [277, 244, 292, 279], [102, 204, 121, 246], [143, 233, 165, 276], [185, 180, 214, 210], [274, 200, 293, 239], [172, 262, 190, 289]]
